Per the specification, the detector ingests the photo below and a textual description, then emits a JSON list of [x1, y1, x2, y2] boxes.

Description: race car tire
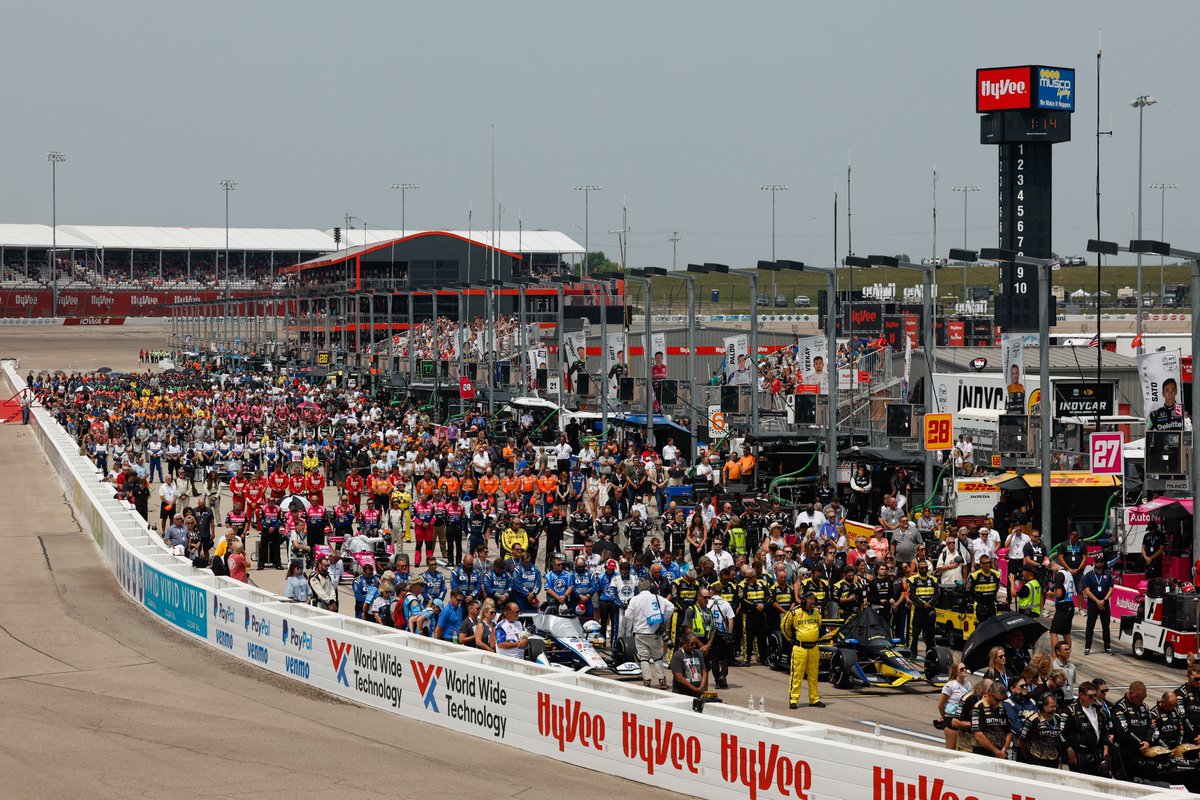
[[526, 636, 547, 664], [613, 633, 638, 664], [925, 645, 954, 682], [831, 647, 858, 690], [765, 632, 787, 671]]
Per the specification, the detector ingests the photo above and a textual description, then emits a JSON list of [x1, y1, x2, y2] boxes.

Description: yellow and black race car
[[767, 608, 954, 690]]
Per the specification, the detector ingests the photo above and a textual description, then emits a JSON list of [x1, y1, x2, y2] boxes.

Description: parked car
[[756, 294, 769, 306], [774, 294, 789, 306], [794, 295, 811, 307]]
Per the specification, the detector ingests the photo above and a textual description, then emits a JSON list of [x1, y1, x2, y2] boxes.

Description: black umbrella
[[96, 367, 113, 374], [961, 612, 1047, 672], [593, 539, 622, 560]]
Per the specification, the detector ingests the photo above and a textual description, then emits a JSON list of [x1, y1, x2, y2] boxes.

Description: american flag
[[1087, 334, 1099, 348]]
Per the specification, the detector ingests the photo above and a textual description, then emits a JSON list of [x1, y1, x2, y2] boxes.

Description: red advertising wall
[[0, 289, 272, 318]]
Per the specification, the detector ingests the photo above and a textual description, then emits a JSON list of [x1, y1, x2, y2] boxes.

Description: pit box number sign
[[923, 413, 954, 451]]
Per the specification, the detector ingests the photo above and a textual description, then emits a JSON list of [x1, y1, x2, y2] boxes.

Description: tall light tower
[[219, 179, 238, 293], [951, 185, 980, 297], [760, 184, 788, 311], [1130, 94, 1157, 349], [47, 151, 66, 318], [573, 185, 602, 276], [390, 183, 419, 237], [1150, 182, 1178, 308]]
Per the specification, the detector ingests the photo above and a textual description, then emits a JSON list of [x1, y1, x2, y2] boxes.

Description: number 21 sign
[[1090, 432, 1124, 476]]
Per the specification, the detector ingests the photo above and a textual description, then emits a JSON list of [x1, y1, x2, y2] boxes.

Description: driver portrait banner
[[605, 332, 627, 400], [1001, 335, 1024, 415], [1139, 349, 1184, 431], [795, 335, 828, 393], [723, 334, 749, 385]]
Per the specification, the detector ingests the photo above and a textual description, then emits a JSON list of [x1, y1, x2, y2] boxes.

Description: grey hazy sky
[[2, 1, 1196, 268]]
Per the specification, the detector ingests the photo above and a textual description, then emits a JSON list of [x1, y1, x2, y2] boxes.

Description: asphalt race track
[[1, 321, 1191, 798]]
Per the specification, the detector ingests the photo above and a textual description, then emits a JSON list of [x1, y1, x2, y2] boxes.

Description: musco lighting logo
[[325, 638, 403, 708]]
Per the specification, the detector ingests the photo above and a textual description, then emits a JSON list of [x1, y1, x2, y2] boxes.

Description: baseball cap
[[605, 559, 618, 570]]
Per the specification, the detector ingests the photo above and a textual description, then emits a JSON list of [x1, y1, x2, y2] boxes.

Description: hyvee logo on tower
[[325, 638, 404, 708], [412, 660, 509, 738]]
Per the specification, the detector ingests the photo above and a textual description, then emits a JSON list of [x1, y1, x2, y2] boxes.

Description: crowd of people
[[24, 363, 1102, 672], [938, 652, 1200, 785], [30, 353, 1194, 784]]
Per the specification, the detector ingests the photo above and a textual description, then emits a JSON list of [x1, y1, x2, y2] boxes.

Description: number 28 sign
[[923, 413, 954, 451], [1090, 432, 1124, 476]]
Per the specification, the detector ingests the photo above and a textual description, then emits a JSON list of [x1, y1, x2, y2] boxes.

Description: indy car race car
[[766, 608, 954, 690], [522, 608, 642, 675]]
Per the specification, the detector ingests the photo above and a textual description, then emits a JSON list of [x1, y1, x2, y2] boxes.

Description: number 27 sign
[[1090, 432, 1124, 476]]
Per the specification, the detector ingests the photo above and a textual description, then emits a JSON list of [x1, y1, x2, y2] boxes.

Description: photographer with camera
[[671, 632, 709, 698]]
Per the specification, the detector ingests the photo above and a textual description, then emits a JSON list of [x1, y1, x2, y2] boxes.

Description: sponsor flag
[[1001, 335, 1025, 415]]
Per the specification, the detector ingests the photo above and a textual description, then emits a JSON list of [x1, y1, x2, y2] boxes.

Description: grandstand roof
[[0, 224, 96, 249], [0, 224, 333, 251], [323, 229, 583, 254], [0, 224, 583, 255]]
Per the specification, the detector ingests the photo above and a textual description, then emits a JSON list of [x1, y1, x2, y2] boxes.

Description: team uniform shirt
[[495, 619, 527, 658]]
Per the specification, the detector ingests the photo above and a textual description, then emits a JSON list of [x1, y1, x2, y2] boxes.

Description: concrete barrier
[[2, 359, 1188, 800]]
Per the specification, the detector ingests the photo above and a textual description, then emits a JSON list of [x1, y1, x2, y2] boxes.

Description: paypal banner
[[1036, 66, 1074, 111]]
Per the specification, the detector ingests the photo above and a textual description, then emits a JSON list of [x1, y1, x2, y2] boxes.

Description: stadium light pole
[[579, 273, 612, 437], [786, 260, 838, 485], [1149, 183, 1179, 309], [1130, 95, 1157, 351], [390, 183, 419, 237], [738, 261, 781, 438], [47, 151, 65, 319], [951, 186, 979, 297], [956, 246, 1055, 549], [760, 185, 788, 311], [219, 179, 238, 294], [573, 185, 602, 277], [628, 268, 667, 450], [669, 264, 709, 464], [871, 255, 940, 502]]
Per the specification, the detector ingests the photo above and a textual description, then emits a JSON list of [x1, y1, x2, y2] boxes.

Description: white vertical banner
[[527, 347, 548, 373], [723, 333, 749, 385], [605, 332, 627, 400], [902, 332, 913, 402], [797, 335, 828, 392], [564, 331, 586, 366], [1001, 334, 1025, 414], [650, 332, 667, 364], [1139, 349, 1184, 430]]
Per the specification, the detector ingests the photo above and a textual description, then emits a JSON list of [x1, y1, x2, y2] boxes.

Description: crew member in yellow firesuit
[[781, 593, 825, 709]]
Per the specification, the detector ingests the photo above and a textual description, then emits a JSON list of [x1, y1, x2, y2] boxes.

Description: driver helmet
[[575, 603, 587, 616], [582, 620, 601, 636]]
